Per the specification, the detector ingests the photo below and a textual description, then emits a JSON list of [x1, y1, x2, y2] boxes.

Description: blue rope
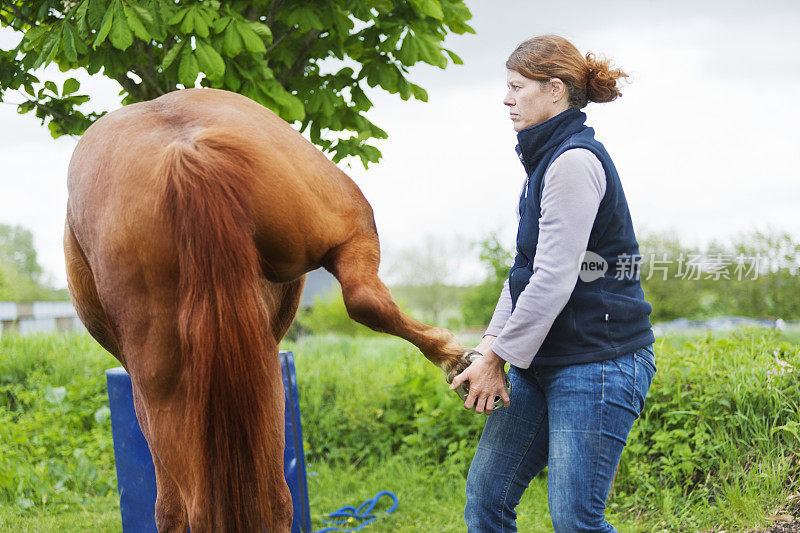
[[313, 490, 399, 532]]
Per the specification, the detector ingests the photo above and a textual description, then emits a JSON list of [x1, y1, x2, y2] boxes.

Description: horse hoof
[[445, 349, 479, 384], [450, 351, 512, 410]]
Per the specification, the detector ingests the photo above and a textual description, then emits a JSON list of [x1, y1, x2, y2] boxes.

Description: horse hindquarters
[[156, 129, 291, 532], [63, 221, 121, 359]]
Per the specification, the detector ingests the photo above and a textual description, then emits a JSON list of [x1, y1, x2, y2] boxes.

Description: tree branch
[[265, 0, 284, 27], [265, 27, 294, 56], [115, 74, 144, 100], [276, 29, 322, 86], [15, 90, 78, 125], [132, 42, 165, 99]]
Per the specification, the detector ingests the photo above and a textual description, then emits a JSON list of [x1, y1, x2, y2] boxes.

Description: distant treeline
[[635, 230, 799, 322], [460, 229, 800, 328], [0, 224, 68, 301]]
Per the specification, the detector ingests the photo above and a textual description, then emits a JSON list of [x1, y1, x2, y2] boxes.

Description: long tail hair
[[159, 128, 282, 531]]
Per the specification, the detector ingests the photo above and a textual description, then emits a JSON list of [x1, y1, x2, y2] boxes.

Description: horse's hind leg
[[66, 220, 188, 528], [126, 317, 290, 533], [132, 384, 188, 533], [323, 234, 472, 380]]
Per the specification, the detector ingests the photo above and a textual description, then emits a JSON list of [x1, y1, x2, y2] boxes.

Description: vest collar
[[515, 108, 587, 175]]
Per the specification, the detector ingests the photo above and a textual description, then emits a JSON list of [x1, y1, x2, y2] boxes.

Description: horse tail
[[159, 129, 286, 531]]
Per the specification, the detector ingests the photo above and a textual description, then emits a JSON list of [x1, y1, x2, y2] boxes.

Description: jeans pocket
[[636, 345, 657, 376], [632, 345, 657, 416]]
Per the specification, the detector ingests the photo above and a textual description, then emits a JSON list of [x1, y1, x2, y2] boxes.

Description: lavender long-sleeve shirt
[[484, 148, 607, 369]]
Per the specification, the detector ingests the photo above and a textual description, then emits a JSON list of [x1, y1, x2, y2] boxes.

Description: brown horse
[[64, 88, 472, 532]]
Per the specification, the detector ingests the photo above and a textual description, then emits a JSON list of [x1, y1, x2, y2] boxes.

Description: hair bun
[[585, 52, 628, 103]]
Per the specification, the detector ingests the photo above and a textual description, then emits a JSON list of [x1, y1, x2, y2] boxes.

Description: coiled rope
[[314, 490, 399, 532]]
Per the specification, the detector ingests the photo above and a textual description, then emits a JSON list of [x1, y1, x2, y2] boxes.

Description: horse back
[[67, 88, 375, 284]]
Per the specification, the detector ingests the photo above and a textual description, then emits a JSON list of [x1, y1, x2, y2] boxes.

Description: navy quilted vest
[[509, 108, 655, 366]]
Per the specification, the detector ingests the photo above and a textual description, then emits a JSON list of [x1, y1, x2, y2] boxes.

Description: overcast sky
[[1, 0, 799, 288]]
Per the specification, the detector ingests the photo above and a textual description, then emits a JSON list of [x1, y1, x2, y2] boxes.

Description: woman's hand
[[449, 343, 510, 415]]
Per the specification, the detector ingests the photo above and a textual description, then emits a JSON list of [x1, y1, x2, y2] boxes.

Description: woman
[[449, 35, 657, 532]]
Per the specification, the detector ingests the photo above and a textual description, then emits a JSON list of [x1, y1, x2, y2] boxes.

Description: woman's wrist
[[476, 336, 506, 369], [483, 348, 506, 369], [477, 335, 497, 353]]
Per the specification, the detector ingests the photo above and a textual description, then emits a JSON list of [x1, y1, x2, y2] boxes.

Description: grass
[[307, 458, 566, 533], [0, 495, 119, 532], [0, 327, 798, 532]]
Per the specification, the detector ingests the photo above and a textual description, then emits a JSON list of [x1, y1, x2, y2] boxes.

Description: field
[[0, 328, 798, 532]]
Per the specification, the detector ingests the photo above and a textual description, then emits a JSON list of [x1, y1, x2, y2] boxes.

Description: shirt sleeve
[[491, 148, 606, 368], [483, 278, 512, 337]]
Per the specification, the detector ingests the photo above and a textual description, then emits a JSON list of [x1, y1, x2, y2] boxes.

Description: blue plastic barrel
[[106, 351, 312, 532]]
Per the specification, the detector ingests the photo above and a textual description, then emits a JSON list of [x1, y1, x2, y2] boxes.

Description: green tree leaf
[[93, 1, 116, 48], [162, 41, 184, 69], [190, 8, 212, 38], [419, 0, 444, 20], [351, 86, 373, 110], [248, 21, 272, 43], [178, 48, 199, 87], [410, 83, 428, 102], [222, 24, 243, 57], [87, 0, 106, 29], [63, 78, 80, 95], [223, 63, 241, 90], [122, 3, 153, 42], [62, 23, 78, 62], [444, 48, 463, 65], [213, 15, 231, 34], [195, 41, 225, 81], [416, 33, 445, 67], [397, 33, 419, 65], [22, 25, 48, 48], [167, 7, 187, 26], [235, 21, 266, 53], [109, 8, 134, 51]]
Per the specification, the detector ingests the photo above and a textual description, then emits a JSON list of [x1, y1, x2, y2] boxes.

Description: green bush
[[286, 334, 484, 470], [0, 223, 69, 301], [460, 234, 514, 328], [614, 329, 800, 529], [461, 229, 800, 326]]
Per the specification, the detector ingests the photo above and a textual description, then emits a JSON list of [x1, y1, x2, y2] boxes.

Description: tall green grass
[[0, 334, 118, 530], [0, 328, 798, 531]]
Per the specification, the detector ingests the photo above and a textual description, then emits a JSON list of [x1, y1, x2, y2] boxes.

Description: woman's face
[[504, 69, 560, 132]]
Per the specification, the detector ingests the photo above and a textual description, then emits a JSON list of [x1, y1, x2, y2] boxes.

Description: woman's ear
[[550, 78, 566, 103]]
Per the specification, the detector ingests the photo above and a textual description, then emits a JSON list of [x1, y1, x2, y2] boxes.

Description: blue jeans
[[465, 344, 657, 532]]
